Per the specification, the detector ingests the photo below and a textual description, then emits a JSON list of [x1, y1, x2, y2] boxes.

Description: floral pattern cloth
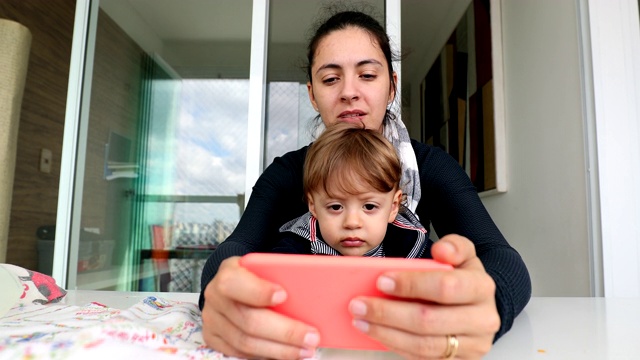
[[0, 263, 67, 305], [0, 296, 258, 359]]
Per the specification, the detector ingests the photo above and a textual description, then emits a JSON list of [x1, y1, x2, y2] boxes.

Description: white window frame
[[53, 0, 99, 287], [583, 0, 640, 297]]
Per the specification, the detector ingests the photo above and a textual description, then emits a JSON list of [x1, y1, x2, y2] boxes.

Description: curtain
[[119, 53, 181, 291]]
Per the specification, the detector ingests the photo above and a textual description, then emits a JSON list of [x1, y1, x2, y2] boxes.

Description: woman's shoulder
[[410, 139, 453, 165], [264, 145, 310, 176], [251, 145, 310, 192], [272, 144, 309, 165], [410, 139, 471, 186]]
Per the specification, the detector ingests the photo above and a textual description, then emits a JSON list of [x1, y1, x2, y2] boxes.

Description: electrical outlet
[[40, 148, 52, 173]]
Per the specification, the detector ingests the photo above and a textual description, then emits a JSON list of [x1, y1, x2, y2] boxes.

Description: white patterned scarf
[[383, 118, 421, 213]]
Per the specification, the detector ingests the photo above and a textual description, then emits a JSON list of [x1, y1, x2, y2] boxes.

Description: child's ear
[[308, 195, 317, 217], [388, 189, 402, 223]]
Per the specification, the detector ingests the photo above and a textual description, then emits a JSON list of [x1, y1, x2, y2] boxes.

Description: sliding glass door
[[56, 0, 393, 292], [59, 0, 254, 292]]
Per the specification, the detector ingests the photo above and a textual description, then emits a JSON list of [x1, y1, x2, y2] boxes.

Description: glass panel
[[72, 1, 252, 292], [265, 0, 385, 167]]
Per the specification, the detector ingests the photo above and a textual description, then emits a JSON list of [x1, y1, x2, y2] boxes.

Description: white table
[[485, 297, 640, 359], [60, 289, 199, 308], [62, 292, 640, 359]]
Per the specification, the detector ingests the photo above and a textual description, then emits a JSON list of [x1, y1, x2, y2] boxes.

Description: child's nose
[[343, 210, 362, 229]]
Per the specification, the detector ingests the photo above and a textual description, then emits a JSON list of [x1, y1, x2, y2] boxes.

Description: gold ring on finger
[[442, 334, 459, 359]]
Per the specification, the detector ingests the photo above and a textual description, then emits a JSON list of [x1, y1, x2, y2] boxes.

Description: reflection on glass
[[74, 1, 251, 292], [265, 0, 384, 167]]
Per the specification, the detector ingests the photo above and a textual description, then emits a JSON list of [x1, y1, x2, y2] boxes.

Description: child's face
[[308, 185, 402, 256]]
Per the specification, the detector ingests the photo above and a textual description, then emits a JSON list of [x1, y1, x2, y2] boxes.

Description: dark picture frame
[[420, 0, 506, 195]]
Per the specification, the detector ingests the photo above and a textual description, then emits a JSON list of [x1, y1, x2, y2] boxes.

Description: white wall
[[405, 0, 592, 296], [100, 0, 163, 55], [482, 0, 591, 296]]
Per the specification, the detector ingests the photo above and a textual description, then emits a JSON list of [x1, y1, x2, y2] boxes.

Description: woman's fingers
[[226, 304, 320, 357], [375, 235, 495, 305], [362, 324, 490, 360], [212, 256, 288, 307], [346, 236, 500, 359], [202, 257, 320, 359], [349, 296, 497, 359], [430, 234, 478, 268], [206, 303, 318, 359], [350, 297, 500, 338], [376, 264, 495, 306]]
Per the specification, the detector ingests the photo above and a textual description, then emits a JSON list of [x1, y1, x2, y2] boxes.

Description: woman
[[200, 8, 531, 360]]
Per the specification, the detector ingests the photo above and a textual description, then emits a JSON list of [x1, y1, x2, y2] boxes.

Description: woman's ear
[[388, 72, 398, 104], [388, 189, 402, 223], [307, 82, 318, 111]]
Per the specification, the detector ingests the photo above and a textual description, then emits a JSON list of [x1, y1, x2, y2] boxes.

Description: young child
[[274, 122, 431, 258]]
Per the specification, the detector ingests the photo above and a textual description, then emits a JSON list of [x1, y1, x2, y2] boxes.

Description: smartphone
[[239, 253, 453, 350]]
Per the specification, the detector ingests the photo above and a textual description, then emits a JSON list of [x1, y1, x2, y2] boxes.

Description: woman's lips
[[338, 110, 365, 121], [339, 111, 364, 117]]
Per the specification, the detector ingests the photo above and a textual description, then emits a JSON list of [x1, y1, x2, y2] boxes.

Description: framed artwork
[[420, 0, 506, 195]]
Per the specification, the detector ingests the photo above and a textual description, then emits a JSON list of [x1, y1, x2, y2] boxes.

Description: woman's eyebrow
[[315, 59, 383, 75], [356, 59, 383, 68], [315, 63, 342, 74]]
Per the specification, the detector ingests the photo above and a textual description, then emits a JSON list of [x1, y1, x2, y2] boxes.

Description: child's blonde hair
[[304, 122, 402, 199]]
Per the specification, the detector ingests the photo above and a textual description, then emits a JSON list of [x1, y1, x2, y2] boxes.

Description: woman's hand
[[348, 234, 500, 359], [201, 256, 320, 359]]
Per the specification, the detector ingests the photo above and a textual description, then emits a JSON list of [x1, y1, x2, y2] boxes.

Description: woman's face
[[307, 27, 397, 132]]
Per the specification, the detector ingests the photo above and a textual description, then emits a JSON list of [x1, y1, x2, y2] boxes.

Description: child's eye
[[329, 204, 342, 211], [363, 204, 378, 211]]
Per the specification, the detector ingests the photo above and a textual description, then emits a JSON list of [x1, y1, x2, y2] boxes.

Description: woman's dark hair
[[305, 5, 400, 127]]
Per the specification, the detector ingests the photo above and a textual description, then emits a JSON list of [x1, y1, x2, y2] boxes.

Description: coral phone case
[[239, 253, 453, 350]]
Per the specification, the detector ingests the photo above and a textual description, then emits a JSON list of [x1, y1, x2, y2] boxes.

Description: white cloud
[[142, 79, 317, 223]]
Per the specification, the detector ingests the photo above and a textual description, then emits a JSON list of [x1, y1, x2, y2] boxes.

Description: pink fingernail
[[352, 319, 370, 333], [303, 332, 320, 347], [349, 299, 367, 316], [300, 348, 315, 358], [377, 275, 395, 293], [441, 241, 456, 253], [271, 290, 287, 304]]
